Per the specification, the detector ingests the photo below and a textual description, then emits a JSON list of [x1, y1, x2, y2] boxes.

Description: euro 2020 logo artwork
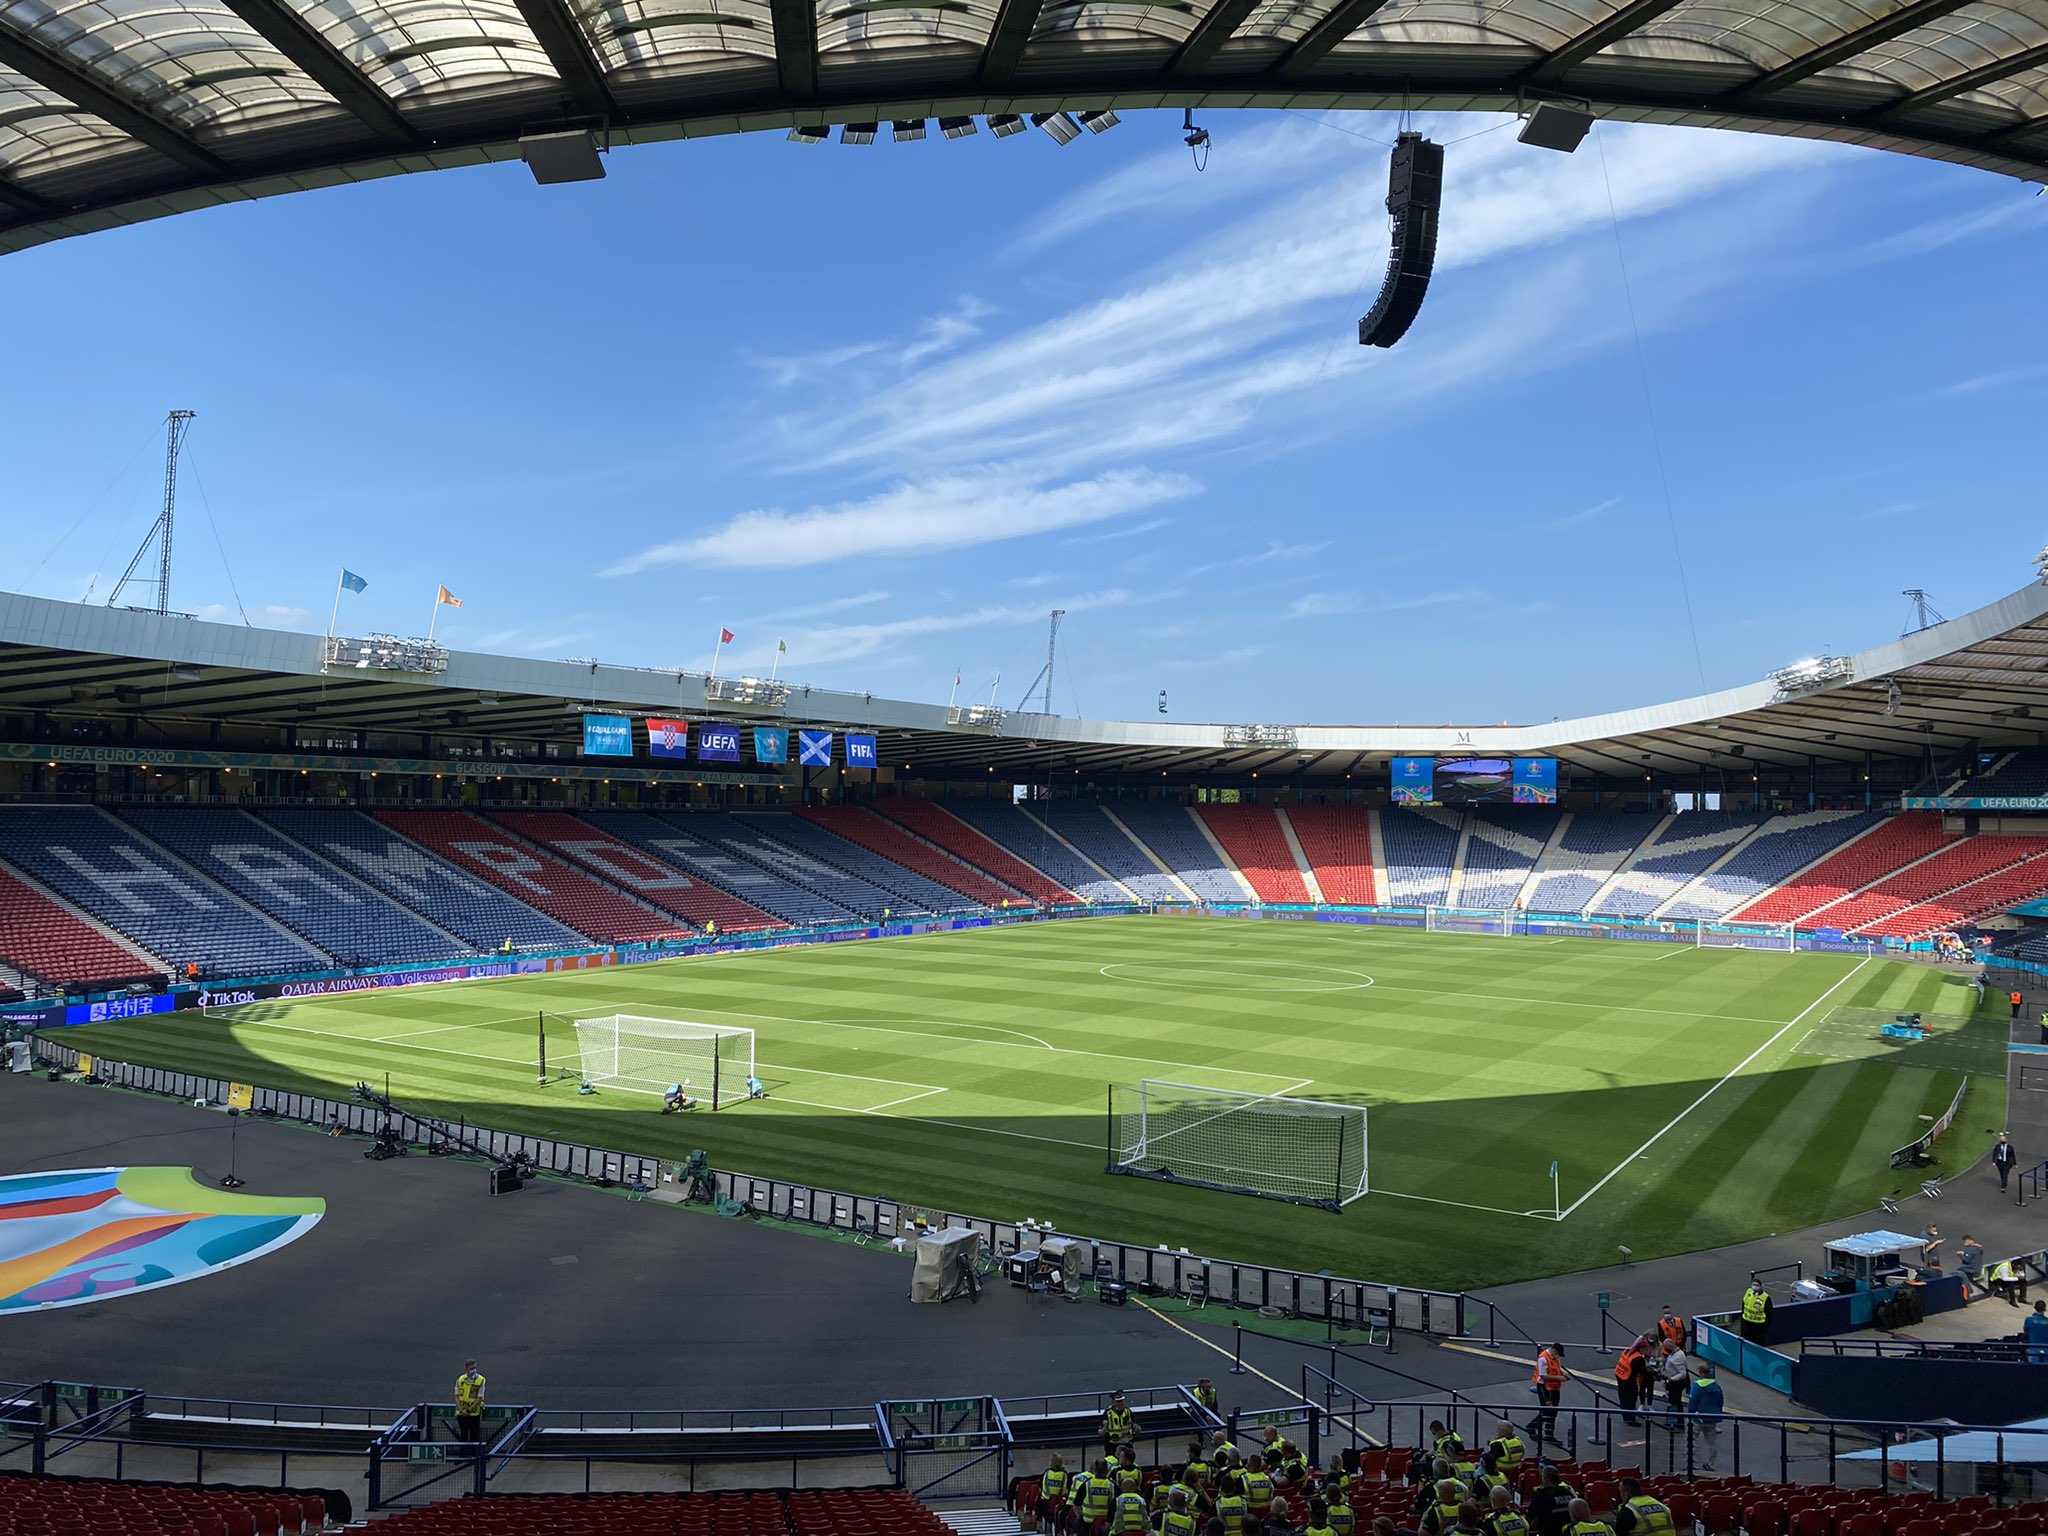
[[0, 1166, 323, 1314]]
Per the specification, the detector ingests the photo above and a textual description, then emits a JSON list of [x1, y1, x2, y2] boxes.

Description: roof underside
[[2, 581, 2046, 782], [1, 0, 2045, 252]]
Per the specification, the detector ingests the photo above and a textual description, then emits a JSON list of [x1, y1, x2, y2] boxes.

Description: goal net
[[1107, 1079, 1367, 1212], [572, 1015, 755, 1108], [1696, 921, 1795, 951]]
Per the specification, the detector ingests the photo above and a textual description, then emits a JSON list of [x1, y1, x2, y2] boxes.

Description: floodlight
[[1078, 109, 1120, 134], [1518, 102, 1594, 153], [841, 122, 878, 145], [1032, 111, 1081, 145], [939, 116, 977, 139], [787, 124, 830, 145], [519, 129, 605, 184], [987, 113, 1026, 137], [893, 118, 927, 142]]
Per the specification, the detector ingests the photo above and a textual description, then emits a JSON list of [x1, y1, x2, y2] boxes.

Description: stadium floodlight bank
[[1421, 908, 1795, 950], [569, 1015, 755, 1107], [1108, 1079, 1367, 1212]]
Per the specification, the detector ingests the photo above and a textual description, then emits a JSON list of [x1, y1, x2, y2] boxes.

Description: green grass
[[64, 916, 1999, 1286]]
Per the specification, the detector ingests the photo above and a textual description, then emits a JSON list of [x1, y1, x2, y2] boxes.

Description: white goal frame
[[572, 1015, 756, 1109], [1107, 1078, 1368, 1212]]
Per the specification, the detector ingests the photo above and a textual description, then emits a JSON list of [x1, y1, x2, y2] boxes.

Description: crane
[[109, 410, 197, 615], [1013, 609, 1066, 715]]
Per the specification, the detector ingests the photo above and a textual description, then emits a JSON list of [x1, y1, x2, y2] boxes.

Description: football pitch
[[65, 916, 2002, 1285]]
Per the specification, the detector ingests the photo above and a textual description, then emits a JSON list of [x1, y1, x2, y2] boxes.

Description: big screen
[[1391, 757, 1435, 805], [1513, 758, 1559, 804], [1435, 757, 1514, 804]]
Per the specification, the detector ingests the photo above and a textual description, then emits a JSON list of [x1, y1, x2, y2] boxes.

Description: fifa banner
[[846, 733, 878, 769], [697, 722, 742, 763], [1391, 756, 1435, 805], [647, 717, 689, 759], [753, 727, 789, 765], [797, 730, 833, 767], [1512, 757, 1558, 805], [583, 713, 633, 757]]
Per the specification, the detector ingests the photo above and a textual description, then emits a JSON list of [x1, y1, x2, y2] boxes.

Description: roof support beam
[[1167, 0, 1263, 79], [1978, 109, 2048, 150], [1726, 0, 1978, 101], [980, 0, 1046, 86], [0, 22, 231, 176], [1876, 38, 2048, 115], [1517, 0, 1689, 86], [218, 0, 423, 145], [0, 170, 59, 218], [1265, 0, 1398, 82], [769, 0, 819, 99], [508, 0, 617, 119]]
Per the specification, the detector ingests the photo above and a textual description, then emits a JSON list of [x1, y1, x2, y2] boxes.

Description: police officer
[[1303, 1498, 1336, 1536], [1243, 1456, 1277, 1521], [1611, 1480, 1672, 1536], [1161, 1491, 1200, 1536], [453, 1358, 487, 1443], [1077, 1460, 1117, 1534], [1483, 1488, 1530, 1536], [1429, 1421, 1466, 1469], [1039, 1455, 1071, 1533], [1327, 1485, 1355, 1536], [1105, 1393, 1136, 1456], [1193, 1379, 1220, 1414], [1115, 1447, 1144, 1496], [1215, 1482, 1248, 1536], [1527, 1467, 1577, 1536], [1116, 1485, 1153, 1535], [1566, 1500, 1609, 1536], [1185, 1443, 1213, 1490], [1739, 1281, 1771, 1345], [1421, 1480, 1468, 1536], [1485, 1423, 1525, 1476]]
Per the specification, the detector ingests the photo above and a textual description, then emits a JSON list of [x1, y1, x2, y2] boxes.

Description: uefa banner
[[1391, 756, 1434, 805], [697, 723, 741, 762], [753, 728, 789, 764], [1512, 758, 1558, 804], [582, 713, 632, 756]]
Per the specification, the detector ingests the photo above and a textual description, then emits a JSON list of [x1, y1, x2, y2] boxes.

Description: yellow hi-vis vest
[[1243, 1473, 1275, 1514], [1742, 1289, 1768, 1325], [1488, 1511, 1532, 1536], [1489, 1435, 1525, 1471], [1329, 1502, 1355, 1536], [1115, 1466, 1143, 1495], [1217, 1494, 1247, 1535], [1115, 1493, 1150, 1532], [1105, 1407, 1136, 1443], [1625, 1498, 1675, 1536], [454, 1372, 486, 1413], [1080, 1477, 1114, 1521], [1042, 1468, 1070, 1504], [1164, 1513, 1199, 1536]]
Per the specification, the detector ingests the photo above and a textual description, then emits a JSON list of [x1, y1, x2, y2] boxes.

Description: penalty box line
[[1555, 954, 1873, 1222]]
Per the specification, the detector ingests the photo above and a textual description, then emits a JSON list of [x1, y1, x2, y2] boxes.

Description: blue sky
[[5, 111, 2044, 726]]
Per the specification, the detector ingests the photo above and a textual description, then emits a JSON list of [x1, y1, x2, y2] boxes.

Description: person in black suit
[[1994, 1132, 2018, 1192]]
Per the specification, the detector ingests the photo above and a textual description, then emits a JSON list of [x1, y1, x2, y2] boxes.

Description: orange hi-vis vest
[[1534, 1350, 1565, 1388]]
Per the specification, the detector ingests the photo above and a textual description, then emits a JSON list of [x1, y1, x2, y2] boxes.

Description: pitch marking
[[1099, 962, 1375, 994]]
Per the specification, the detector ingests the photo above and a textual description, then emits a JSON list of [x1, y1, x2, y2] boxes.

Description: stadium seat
[[0, 805, 324, 977], [1458, 808, 1562, 908], [799, 805, 1023, 907], [1106, 803, 1248, 902], [0, 863, 160, 989], [936, 801, 1133, 903], [1661, 811, 1884, 922], [871, 800, 1077, 902], [490, 811, 781, 932], [1521, 810, 1657, 914], [592, 813, 857, 927], [1727, 813, 1951, 927], [1598, 812, 1771, 917], [259, 808, 584, 952], [695, 813, 939, 920], [1286, 806, 1379, 904], [1197, 805, 1311, 902], [736, 811, 980, 914], [122, 807, 467, 967], [376, 811, 687, 943], [1027, 803, 1190, 902], [1841, 836, 2048, 938]]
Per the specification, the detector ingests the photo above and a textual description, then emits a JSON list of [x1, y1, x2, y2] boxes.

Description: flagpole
[[947, 667, 959, 710], [428, 590, 441, 642], [989, 671, 1000, 708], [770, 641, 783, 683], [710, 632, 726, 682], [325, 570, 344, 641]]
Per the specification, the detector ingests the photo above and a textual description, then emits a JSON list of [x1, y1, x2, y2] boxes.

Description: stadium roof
[[1, 0, 2045, 256], [3, 576, 2047, 782]]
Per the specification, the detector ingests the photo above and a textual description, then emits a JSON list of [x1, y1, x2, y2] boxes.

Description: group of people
[[1539, 1325, 1724, 1470]]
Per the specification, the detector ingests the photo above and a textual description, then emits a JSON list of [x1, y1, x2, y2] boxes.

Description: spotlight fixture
[[987, 113, 1026, 137], [1078, 109, 1120, 134], [1182, 107, 1209, 151], [1517, 101, 1595, 153], [841, 122, 878, 145], [787, 124, 830, 145], [939, 116, 978, 139], [893, 118, 927, 142], [1032, 111, 1081, 145], [519, 128, 605, 184]]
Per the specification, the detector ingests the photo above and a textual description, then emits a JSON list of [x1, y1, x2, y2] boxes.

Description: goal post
[[1696, 920, 1795, 951], [570, 1015, 756, 1108], [1106, 1079, 1368, 1213]]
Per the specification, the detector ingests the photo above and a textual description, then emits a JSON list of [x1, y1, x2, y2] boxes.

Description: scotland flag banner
[[697, 723, 742, 762], [753, 727, 789, 764], [647, 717, 689, 759], [846, 733, 878, 768], [797, 730, 833, 766]]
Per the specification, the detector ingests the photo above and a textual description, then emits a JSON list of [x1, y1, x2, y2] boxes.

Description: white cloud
[[605, 467, 1200, 574], [901, 298, 996, 364], [1067, 517, 1172, 544], [1284, 592, 1357, 619], [1931, 363, 2048, 398], [1537, 497, 1620, 531], [788, 589, 1133, 666]]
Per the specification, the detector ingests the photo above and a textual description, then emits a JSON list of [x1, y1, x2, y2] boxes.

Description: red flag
[[436, 585, 462, 608], [719, 627, 734, 644]]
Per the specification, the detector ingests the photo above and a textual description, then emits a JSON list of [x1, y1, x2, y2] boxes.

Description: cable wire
[[181, 437, 253, 626], [27, 421, 159, 590], [1594, 124, 1709, 694]]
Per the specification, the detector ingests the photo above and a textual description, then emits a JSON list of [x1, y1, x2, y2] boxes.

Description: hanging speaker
[[1518, 102, 1595, 153], [1358, 133, 1444, 349]]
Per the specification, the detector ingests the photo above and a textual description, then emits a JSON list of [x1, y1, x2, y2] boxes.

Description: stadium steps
[[800, 805, 1026, 905], [1182, 807, 1258, 900], [1582, 812, 1676, 912], [1272, 808, 1325, 901], [1510, 810, 1577, 910], [1097, 806, 1202, 901], [1283, 806, 1376, 903], [1648, 815, 1791, 918], [1444, 813, 1475, 905], [930, 1506, 1021, 1536], [260, 814, 478, 954], [1363, 809, 1386, 905], [1016, 807, 1141, 901], [1198, 804, 1310, 902], [874, 800, 1076, 903], [0, 858, 169, 982]]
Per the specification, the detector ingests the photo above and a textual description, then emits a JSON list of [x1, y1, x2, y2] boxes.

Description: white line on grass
[[868, 1087, 949, 1112], [1370, 1188, 1559, 1221], [1554, 955, 1873, 1221]]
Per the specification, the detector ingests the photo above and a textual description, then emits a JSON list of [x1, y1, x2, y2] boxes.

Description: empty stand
[[491, 811, 780, 932], [1029, 803, 1188, 902], [1110, 803, 1246, 902], [735, 812, 978, 914], [601, 814, 858, 927], [1596, 812, 1770, 917], [797, 806, 1021, 906], [872, 800, 1076, 903], [1866, 853, 2048, 938], [1197, 805, 1310, 903], [1661, 811, 1883, 921], [262, 808, 584, 952], [377, 811, 687, 943], [364, 1488, 952, 1536], [1287, 806, 1379, 905], [124, 808, 465, 967], [698, 814, 933, 919], [1457, 809, 1561, 909], [0, 865, 160, 987], [1521, 810, 1654, 914], [0, 1471, 331, 1536], [1376, 807, 1455, 906], [937, 801, 1131, 903], [0, 806, 323, 977], [1731, 812, 1951, 926], [1955, 748, 2048, 797], [1824, 834, 2048, 936]]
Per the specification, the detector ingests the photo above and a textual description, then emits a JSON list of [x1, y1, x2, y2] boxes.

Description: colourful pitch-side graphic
[[0, 1167, 323, 1314]]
